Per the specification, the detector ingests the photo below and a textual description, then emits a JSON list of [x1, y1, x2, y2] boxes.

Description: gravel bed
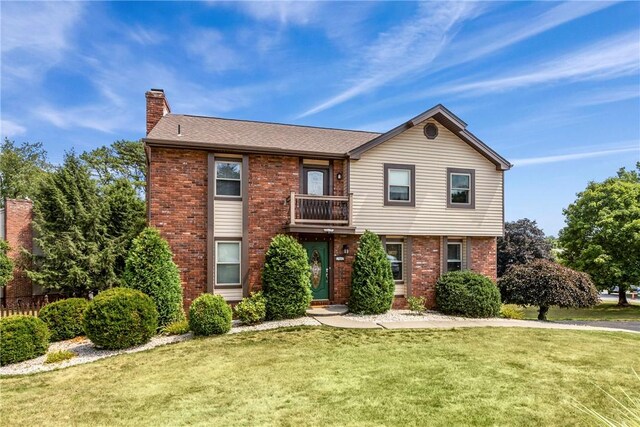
[[344, 309, 466, 323], [0, 317, 320, 376]]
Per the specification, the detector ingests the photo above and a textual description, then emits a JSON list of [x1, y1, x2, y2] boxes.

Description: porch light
[[342, 244, 349, 255], [336, 172, 343, 180]]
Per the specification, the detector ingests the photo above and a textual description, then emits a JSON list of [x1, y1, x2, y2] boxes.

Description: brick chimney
[[146, 89, 170, 135]]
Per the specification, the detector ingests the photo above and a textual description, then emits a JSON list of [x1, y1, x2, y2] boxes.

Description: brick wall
[[3, 199, 34, 305], [470, 236, 498, 280], [146, 90, 170, 135], [148, 148, 207, 308], [410, 236, 441, 309], [332, 159, 347, 197], [332, 234, 358, 304], [247, 154, 299, 292]]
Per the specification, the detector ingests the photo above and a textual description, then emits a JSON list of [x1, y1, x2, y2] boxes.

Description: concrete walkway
[[313, 316, 640, 334]]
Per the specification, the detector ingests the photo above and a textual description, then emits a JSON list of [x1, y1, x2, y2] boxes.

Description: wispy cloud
[[232, 1, 321, 26], [512, 144, 639, 167], [1, 119, 27, 138], [128, 25, 165, 45], [571, 86, 640, 107], [435, 31, 640, 96], [184, 29, 243, 73], [1, 2, 84, 88], [297, 2, 483, 118]]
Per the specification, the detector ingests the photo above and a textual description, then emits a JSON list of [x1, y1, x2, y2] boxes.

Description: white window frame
[[215, 241, 241, 286], [447, 242, 462, 272], [215, 160, 242, 198], [450, 173, 471, 205], [388, 169, 411, 203], [385, 241, 404, 283]]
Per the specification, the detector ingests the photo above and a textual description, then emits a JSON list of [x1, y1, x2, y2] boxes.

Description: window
[[216, 241, 241, 285], [447, 168, 475, 208], [385, 242, 404, 282], [215, 160, 241, 197], [447, 242, 462, 272], [384, 164, 415, 206]]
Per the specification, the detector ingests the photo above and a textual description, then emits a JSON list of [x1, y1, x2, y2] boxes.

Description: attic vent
[[424, 123, 438, 139]]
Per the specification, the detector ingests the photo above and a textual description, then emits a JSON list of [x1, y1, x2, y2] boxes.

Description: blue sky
[[1, 1, 639, 235]]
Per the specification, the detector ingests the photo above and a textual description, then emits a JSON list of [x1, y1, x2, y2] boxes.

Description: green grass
[[521, 301, 640, 321], [1, 327, 639, 426]]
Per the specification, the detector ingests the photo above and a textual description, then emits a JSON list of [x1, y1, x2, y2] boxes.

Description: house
[[144, 89, 511, 309]]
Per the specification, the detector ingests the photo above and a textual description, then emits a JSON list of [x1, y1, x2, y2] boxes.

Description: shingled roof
[[145, 114, 381, 159]]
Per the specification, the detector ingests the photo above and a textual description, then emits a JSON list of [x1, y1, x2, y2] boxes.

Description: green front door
[[303, 241, 329, 300]]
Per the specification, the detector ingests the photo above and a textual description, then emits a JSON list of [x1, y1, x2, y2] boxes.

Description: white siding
[[214, 200, 242, 237], [350, 119, 503, 236], [215, 287, 242, 301]]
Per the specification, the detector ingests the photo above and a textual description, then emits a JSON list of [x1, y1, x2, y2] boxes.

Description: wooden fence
[[0, 299, 49, 318]]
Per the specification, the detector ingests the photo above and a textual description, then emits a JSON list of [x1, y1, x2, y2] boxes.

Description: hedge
[[38, 298, 89, 341], [436, 271, 501, 318], [0, 315, 50, 366]]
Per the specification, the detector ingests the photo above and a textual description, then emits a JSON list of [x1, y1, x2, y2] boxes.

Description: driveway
[[554, 320, 640, 332]]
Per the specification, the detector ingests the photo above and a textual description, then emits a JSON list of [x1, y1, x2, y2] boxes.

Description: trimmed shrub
[[123, 227, 184, 327], [83, 288, 158, 349], [39, 298, 89, 341], [498, 259, 599, 320], [500, 304, 525, 320], [235, 292, 266, 325], [0, 240, 13, 287], [0, 315, 50, 366], [436, 271, 501, 318], [162, 320, 190, 336], [349, 230, 394, 314], [45, 350, 75, 364], [189, 294, 232, 336], [262, 235, 312, 320], [407, 296, 426, 314]]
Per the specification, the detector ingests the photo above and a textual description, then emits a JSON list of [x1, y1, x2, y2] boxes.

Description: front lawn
[[521, 301, 640, 321], [1, 327, 639, 426]]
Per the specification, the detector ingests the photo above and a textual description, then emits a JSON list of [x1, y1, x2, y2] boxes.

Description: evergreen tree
[[27, 153, 114, 296], [123, 227, 184, 327], [349, 230, 395, 314], [0, 240, 13, 287]]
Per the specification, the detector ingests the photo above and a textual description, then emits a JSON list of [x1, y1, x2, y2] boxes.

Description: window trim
[[385, 241, 404, 283], [446, 168, 475, 209], [214, 159, 242, 199], [383, 163, 416, 207], [215, 240, 241, 287], [446, 241, 463, 272]]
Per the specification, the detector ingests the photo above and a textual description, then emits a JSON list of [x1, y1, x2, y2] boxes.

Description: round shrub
[[262, 234, 312, 320], [83, 288, 158, 349], [123, 227, 185, 327], [39, 298, 89, 341], [0, 315, 50, 366], [499, 259, 599, 320], [436, 271, 501, 318], [349, 230, 394, 314], [189, 294, 232, 336], [235, 291, 266, 325]]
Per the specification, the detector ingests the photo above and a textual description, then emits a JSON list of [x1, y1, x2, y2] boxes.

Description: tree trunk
[[618, 288, 629, 307], [538, 305, 549, 321]]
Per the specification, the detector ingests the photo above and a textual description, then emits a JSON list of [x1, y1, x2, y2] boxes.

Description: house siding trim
[[207, 153, 215, 294]]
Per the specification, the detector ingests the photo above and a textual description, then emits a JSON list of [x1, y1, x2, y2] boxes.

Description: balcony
[[286, 192, 355, 233]]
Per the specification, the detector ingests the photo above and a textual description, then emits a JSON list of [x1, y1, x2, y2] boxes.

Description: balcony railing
[[287, 192, 353, 227]]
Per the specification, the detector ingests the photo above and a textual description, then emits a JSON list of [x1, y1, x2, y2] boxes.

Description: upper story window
[[447, 168, 475, 209], [447, 242, 462, 272], [385, 242, 404, 282], [384, 164, 415, 207], [215, 160, 241, 197]]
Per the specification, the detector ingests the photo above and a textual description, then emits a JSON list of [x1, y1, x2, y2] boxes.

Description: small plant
[[45, 350, 75, 364], [38, 298, 89, 341], [500, 304, 524, 319], [407, 296, 426, 314], [189, 294, 232, 336], [235, 291, 266, 325], [436, 271, 501, 318], [83, 287, 158, 350], [0, 315, 50, 366], [499, 259, 599, 320], [349, 230, 395, 314], [162, 320, 190, 335], [123, 227, 185, 327], [262, 234, 312, 320]]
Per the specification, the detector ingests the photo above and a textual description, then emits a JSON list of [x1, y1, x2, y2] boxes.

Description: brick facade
[[2, 199, 34, 305], [247, 154, 299, 292], [332, 234, 358, 304], [410, 236, 441, 308], [470, 236, 498, 281], [148, 148, 208, 308]]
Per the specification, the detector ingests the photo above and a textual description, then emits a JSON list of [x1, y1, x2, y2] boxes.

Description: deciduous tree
[[497, 218, 552, 277], [0, 139, 51, 206]]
